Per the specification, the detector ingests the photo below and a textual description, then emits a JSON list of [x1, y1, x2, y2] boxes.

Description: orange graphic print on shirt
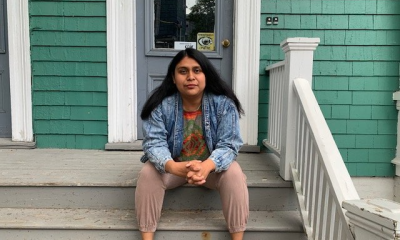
[[177, 109, 210, 162]]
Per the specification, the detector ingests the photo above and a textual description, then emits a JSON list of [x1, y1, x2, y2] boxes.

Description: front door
[[136, 0, 233, 138], [0, 0, 10, 138]]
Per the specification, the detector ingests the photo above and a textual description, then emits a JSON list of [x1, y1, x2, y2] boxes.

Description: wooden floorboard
[[0, 149, 288, 187], [0, 208, 303, 232]]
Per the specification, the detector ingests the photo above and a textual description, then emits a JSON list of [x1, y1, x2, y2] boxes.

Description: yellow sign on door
[[197, 33, 215, 51]]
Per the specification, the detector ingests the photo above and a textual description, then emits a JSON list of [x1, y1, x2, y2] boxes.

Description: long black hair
[[140, 48, 244, 119]]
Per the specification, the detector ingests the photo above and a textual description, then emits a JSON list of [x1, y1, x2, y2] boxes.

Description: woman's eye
[[194, 68, 202, 73], [179, 69, 187, 74]]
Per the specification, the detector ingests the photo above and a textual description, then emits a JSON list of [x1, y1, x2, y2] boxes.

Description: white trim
[[7, 0, 33, 142], [392, 91, 400, 175], [106, 0, 137, 143], [107, 1, 260, 145], [233, 0, 261, 145]]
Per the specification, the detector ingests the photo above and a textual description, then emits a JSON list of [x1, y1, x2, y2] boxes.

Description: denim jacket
[[140, 91, 243, 173]]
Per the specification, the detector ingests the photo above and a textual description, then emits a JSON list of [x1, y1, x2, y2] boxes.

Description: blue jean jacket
[[140, 92, 243, 173]]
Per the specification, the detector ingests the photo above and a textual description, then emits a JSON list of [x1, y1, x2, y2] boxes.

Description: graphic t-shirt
[[176, 109, 210, 162]]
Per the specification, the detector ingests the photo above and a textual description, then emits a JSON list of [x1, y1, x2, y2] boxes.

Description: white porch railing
[[291, 78, 359, 239], [264, 38, 362, 240], [264, 37, 400, 240], [263, 61, 285, 156]]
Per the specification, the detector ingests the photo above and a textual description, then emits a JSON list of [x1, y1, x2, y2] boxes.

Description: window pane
[[154, 0, 216, 51]]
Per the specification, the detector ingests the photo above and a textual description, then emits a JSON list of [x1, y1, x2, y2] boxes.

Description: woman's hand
[[165, 160, 191, 178], [186, 159, 216, 185]]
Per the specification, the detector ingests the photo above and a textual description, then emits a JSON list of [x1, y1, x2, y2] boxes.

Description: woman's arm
[[208, 100, 243, 172], [142, 106, 174, 173]]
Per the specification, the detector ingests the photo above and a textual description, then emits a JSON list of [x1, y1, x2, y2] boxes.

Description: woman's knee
[[137, 161, 164, 188], [221, 161, 246, 182]]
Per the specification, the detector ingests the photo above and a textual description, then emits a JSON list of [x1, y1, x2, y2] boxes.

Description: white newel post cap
[[343, 199, 400, 239], [394, 91, 400, 103], [280, 37, 320, 52]]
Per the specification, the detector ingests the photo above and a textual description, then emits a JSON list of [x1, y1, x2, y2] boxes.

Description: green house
[[1, 0, 398, 181]]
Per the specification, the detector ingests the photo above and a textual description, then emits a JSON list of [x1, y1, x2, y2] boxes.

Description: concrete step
[[0, 208, 307, 240], [0, 149, 297, 211]]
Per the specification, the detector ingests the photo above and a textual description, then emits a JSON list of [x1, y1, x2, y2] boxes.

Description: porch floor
[[0, 149, 305, 239], [0, 148, 290, 188]]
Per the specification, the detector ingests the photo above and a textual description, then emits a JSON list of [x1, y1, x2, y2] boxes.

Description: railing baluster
[[330, 203, 337, 240], [308, 145, 317, 226], [298, 115, 306, 173], [322, 186, 332, 240], [277, 66, 284, 149], [294, 98, 301, 169], [300, 127, 310, 200], [304, 135, 313, 212], [268, 71, 275, 146], [315, 164, 324, 239]]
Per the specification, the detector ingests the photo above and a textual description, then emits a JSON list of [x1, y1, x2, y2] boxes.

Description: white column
[[392, 91, 400, 175], [343, 199, 400, 240], [233, 0, 261, 148], [106, 0, 138, 149], [7, 0, 33, 142], [279, 38, 320, 180]]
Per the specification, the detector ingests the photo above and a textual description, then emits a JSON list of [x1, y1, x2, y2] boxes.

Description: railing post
[[343, 199, 400, 240], [279, 38, 320, 180]]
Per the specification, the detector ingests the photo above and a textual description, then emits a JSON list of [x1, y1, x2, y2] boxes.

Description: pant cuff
[[228, 225, 246, 233], [139, 225, 157, 233]]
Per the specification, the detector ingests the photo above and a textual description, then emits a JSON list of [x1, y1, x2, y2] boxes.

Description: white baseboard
[[352, 177, 394, 201]]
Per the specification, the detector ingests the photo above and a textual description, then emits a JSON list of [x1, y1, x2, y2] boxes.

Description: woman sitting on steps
[[136, 48, 249, 240]]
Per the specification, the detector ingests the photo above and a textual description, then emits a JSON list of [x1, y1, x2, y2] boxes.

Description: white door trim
[[7, 0, 33, 142], [233, 0, 261, 146], [106, 0, 260, 146], [106, 0, 137, 144]]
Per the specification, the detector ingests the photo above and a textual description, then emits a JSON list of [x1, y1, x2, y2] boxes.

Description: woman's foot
[[231, 231, 244, 240], [141, 232, 154, 240]]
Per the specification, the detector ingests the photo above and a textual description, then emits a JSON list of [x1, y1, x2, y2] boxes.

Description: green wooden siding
[[30, 0, 108, 149], [260, 0, 399, 176]]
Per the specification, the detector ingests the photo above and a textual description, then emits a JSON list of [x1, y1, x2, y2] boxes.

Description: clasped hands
[[165, 159, 216, 186]]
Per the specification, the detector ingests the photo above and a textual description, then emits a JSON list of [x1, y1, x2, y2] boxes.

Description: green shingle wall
[[260, 0, 399, 176], [30, 0, 108, 149]]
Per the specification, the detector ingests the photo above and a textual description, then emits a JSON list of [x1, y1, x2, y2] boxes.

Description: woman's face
[[173, 56, 206, 100]]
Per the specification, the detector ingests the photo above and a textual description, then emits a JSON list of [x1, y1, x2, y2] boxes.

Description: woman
[[136, 48, 249, 240]]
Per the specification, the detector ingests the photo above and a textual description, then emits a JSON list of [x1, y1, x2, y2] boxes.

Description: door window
[[153, 0, 216, 51], [146, 0, 223, 57]]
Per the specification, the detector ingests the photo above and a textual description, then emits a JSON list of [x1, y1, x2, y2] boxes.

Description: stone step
[[0, 149, 297, 211], [0, 208, 307, 240]]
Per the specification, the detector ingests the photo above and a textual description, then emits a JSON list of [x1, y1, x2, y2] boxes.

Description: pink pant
[[135, 161, 249, 233]]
